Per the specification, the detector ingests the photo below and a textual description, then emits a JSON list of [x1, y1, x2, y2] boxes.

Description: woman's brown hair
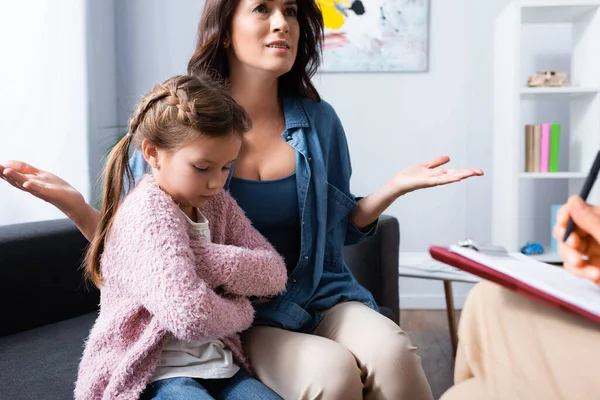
[[187, 0, 324, 101], [84, 74, 251, 287]]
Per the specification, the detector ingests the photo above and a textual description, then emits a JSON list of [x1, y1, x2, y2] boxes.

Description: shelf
[[493, 1, 600, 253], [519, 172, 587, 179], [520, 87, 600, 98], [521, 3, 599, 24]]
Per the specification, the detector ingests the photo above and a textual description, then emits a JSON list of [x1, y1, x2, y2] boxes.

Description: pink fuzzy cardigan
[[74, 175, 287, 400]]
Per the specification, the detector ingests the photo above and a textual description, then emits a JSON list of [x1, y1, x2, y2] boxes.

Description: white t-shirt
[[150, 209, 240, 382]]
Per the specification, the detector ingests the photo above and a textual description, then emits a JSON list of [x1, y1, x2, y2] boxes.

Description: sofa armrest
[[343, 215, 400, 323], [0, 219, 99, 337]]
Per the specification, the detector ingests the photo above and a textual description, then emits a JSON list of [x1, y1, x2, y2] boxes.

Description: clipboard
[[429, 245, 600, 325]]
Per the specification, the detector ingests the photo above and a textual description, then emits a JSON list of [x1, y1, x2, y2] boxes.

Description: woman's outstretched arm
[[1, 160, 100, 241], [351, 156, 483, 229]]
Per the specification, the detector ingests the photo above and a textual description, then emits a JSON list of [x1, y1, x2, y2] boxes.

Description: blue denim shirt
[[129, 96, 378, 333]]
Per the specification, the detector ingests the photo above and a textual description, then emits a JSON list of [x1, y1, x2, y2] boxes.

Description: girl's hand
[[391, 156, 483, 195], [553, 196, 600, 286], [0, 160, 85, 217]]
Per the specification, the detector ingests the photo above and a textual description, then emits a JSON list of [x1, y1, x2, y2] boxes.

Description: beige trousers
[[242, 301, 433, 400], [441, 281, 600, 400]]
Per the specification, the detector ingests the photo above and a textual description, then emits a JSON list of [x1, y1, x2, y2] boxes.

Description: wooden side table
[[399, 257, 480, 356]]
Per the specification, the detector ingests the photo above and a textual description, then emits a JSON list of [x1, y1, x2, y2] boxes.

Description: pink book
[[540, 123, 550, 173]]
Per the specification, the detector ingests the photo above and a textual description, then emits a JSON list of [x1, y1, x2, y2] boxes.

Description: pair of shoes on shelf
[[527, 70, 568, 87]]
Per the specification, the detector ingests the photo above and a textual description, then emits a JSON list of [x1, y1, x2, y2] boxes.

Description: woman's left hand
[[391, 155, 483, 195]]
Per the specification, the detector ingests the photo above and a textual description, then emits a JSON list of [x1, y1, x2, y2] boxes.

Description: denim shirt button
[[286, 135, 292, 140], [304, 256, 309, 260], [292, 279, 297, 283]]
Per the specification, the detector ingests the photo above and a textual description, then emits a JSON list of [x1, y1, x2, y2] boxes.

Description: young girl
[[74, 75, 286, 400]]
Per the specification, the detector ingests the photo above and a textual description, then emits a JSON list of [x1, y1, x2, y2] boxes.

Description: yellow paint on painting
[[317, 0, 351, 30]]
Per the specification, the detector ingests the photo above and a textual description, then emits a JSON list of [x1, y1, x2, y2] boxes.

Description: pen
[[563, 150, 600, 242]]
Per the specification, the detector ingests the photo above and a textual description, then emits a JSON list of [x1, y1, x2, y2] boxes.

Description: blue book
[[551, 204, 561, 253]]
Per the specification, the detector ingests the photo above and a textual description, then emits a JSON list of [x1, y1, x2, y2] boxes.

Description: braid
[[85, 74, 250, 287], [128, 84, 171, 136], [128, 74, 250, 148]]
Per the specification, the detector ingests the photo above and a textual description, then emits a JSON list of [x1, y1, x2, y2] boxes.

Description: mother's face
[[226, 0, 300, 77]]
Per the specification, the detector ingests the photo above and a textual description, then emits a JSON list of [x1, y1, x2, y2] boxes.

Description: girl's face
[[149, 133, 241, 212], [227, 0, 300, 78]]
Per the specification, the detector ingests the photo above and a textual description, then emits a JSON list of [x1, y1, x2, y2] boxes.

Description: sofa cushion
[[0, 219, 99, 337], [0, 312, 96, 400]]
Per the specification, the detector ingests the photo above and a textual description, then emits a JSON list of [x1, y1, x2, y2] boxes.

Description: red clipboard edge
[[429, 246, 600, 325]]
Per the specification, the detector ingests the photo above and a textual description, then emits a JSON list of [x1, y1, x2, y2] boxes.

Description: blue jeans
[[140, 369, 282, 400]]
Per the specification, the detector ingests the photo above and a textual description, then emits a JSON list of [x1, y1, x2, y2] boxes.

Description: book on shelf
[[525, 125, 535, 172], [549, 124, 560, 172], [540, 123, 550, 173], [524, 123, 560, 173]]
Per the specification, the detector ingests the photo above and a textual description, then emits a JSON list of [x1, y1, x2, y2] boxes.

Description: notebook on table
[[429, 245, 600, 325]]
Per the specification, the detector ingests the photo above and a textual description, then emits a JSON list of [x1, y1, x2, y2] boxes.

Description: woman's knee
[[371, 330, 428, 378], [307, 346, 363, 400], [359, 329, 433, 399], [377, 329, 420, 369]]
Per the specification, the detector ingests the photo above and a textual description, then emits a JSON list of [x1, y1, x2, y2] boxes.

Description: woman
[[1, 0, 482, 398]]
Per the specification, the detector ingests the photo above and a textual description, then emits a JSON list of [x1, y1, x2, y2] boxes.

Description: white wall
[[315, 2, 470, 250], [0, 1, 90, 225], [314, 0, 475, 308], [464, 0, 512, 246]]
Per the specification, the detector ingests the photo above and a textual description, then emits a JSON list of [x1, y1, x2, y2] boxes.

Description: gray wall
[[115, 0, 204, 127], [87, 0, 119, 205]]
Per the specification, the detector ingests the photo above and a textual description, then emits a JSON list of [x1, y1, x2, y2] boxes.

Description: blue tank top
[[228, 173, 301, 272]]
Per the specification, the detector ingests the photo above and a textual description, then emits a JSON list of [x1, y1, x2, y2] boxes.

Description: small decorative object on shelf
[[527, 69, 568, 87], [520, 241, 545, 256]]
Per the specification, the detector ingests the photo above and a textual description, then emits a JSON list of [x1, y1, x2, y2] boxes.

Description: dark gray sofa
[[0, 215, 399, 399]]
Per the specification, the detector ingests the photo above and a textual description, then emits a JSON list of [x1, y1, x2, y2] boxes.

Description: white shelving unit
[[520, 87, 600, 96], [492, 1, 600, 261]]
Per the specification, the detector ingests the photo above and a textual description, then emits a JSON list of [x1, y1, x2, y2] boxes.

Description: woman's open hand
[[391, 155, 484, 195], [0, 160, 85, 217]]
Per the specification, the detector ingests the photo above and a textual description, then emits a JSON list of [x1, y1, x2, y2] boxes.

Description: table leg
[[444, 280, 458, 357]]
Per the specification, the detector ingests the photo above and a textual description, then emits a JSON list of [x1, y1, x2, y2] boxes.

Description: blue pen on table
[[563, 150, 600, 242]]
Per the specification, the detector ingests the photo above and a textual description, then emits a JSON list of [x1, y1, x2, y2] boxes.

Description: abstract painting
[[318, 0, 429, 72]]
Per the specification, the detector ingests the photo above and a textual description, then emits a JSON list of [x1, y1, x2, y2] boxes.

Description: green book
[[549, 123, 560, 172]]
